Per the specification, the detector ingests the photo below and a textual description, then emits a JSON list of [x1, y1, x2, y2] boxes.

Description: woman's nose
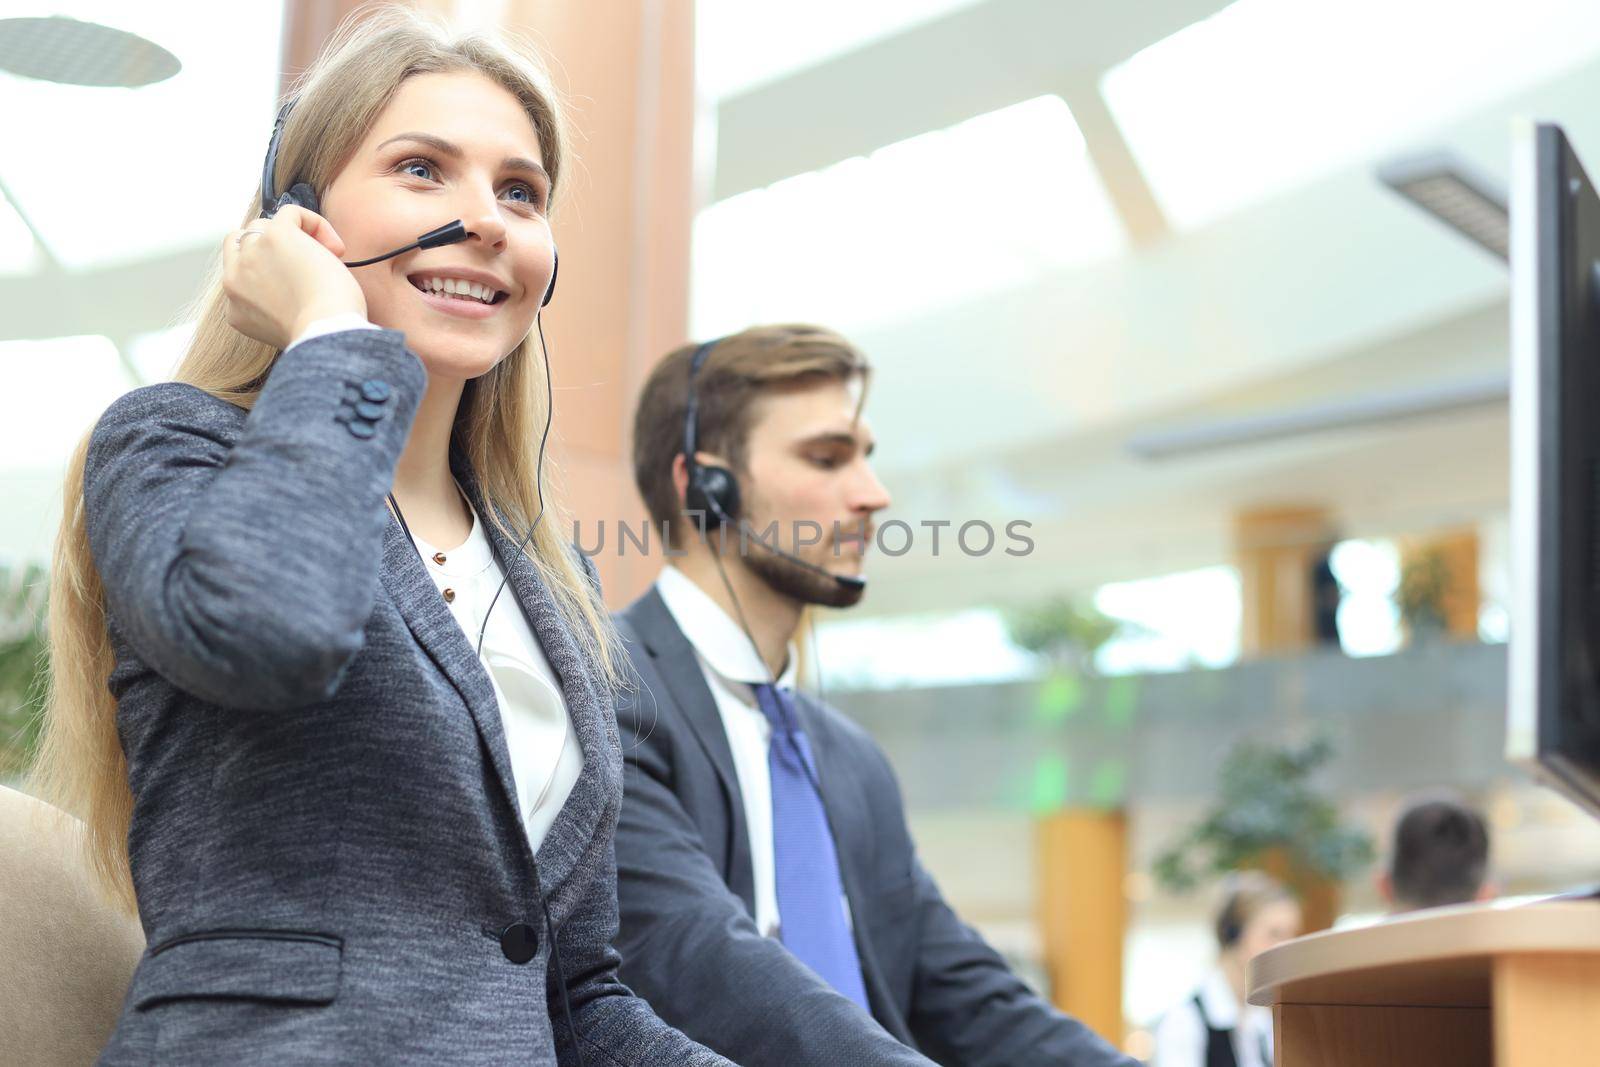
[[459, 187, 508, 249]]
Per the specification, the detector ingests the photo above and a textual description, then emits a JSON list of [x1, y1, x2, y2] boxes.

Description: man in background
[[1379, 793, 1494, 913], [609, 325, 1136, 1066]]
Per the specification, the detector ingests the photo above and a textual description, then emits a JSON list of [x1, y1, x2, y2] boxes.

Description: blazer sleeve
[[82, 329, 426, 711], [612, 683, 935, 1067], [860, 741, 1136, 1067]]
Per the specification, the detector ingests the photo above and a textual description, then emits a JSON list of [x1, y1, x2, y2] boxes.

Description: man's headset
[[682, 338, 865, 593], [261, 97, 585, 1065], [260, 99, 557, 305]]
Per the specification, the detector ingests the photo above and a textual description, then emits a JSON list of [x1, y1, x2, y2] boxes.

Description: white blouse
[[408, 496, 582, 855], [1151, 966, 1274, 1067]]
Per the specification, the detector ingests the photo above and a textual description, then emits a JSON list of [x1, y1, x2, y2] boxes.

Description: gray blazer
[[611, 589, 1138, 1067], [83, 330, 731, 1066]]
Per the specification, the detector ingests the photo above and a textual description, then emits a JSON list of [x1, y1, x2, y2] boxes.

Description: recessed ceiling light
[[0, 15, 179, 88]]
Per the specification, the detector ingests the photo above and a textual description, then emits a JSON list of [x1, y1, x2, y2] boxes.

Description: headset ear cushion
[[276, 182, 320, 216], [687, 464, 739, 528]]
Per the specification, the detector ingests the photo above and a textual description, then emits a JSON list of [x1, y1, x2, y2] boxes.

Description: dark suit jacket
[[611, 587, 1136, 1066], [83, 331, 729, 1066]]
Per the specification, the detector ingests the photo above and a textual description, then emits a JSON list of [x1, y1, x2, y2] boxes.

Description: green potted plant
[[0, 562, 50, 781], [1396, 546, 1450, 642], [1003, 596, 1129, 677], [1152, 736, 1374, 932]]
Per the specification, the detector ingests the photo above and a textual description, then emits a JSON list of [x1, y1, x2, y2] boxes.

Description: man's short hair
[[631, 324, 870, 547], [1388, 793, 1489, 910]]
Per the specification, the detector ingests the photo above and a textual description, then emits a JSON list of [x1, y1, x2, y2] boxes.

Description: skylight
[[696, 0, 986, 100], [0, 187, 41, 274], [691, 94, 1126, 337], [0, 3, 282, 271], [1093, 565, 1241, 674], [814, 608, 1037, 690], [1102, 0, 1600, 230]]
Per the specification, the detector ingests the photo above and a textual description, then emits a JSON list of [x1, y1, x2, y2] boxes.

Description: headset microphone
[[336, 218, 469, 268], [701, 491, 868, 592]]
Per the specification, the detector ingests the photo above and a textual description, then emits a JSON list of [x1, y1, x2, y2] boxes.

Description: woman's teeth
[[412, 277, 500, 304]]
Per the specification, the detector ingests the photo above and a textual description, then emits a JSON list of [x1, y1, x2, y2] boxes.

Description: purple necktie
[[751, 683, 869, 1009]]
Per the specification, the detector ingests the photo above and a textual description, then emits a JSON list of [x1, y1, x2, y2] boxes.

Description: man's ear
[[1376, 871, 1395, 906], [671, 453, 690, 506]]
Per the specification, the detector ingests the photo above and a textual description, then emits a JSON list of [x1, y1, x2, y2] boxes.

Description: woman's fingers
[[269, 204, 347, 258], [217, 210, 366, 350]]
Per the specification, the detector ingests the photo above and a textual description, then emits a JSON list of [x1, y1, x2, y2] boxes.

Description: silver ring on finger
[[234, 228, 265, 249]]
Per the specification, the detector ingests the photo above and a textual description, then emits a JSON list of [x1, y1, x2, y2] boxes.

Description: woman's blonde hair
[[30, 3, 623, 913]]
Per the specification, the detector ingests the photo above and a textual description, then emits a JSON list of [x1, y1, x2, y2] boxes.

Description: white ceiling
[[4, 0, 1597, 626], [690, 0, 1600, 618]]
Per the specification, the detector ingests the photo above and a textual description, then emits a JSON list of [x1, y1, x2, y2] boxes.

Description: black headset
[[261, 99, 557, 306], [682, 339, 741, 528], [681, 338, 865, 593], [261, 96, 584, 1066], [1218, 901, 1244, 949]]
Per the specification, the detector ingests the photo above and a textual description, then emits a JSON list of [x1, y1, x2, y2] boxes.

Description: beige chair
[[0, 785, 144, 1067]]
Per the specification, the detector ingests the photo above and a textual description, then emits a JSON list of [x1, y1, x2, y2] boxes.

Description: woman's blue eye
[[400, 157, 541, 209]]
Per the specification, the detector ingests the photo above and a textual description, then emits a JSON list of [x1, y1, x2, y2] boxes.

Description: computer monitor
[[1508, 121, 1600, 819]]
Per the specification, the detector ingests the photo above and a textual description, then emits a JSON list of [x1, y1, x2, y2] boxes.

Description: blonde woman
[[32, 7, 732, 1065], [1152, 872, 1302, 1067]]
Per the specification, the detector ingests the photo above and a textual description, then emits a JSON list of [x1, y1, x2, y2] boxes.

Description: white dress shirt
[[408, 491, 582, 855], [654, 565, 797, 938], [1152, 966, 1274, 1067]]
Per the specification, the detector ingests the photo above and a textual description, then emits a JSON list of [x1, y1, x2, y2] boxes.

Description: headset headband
[[261, 99, 296, 217], [683, 338, 720, 465]]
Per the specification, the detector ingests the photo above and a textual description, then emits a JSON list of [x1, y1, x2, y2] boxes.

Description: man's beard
[[741, 530, 866, 610]]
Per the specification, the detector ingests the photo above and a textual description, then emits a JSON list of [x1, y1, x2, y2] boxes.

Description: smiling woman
[[28, 5, 730, 1066], [314, 71, 559, 378]]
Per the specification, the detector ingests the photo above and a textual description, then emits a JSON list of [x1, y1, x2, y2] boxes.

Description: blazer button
[[359, 379, 391, 403], [347, 420, 376, 439], [355, 401, 386, 421], [500, 921, 538, 964]]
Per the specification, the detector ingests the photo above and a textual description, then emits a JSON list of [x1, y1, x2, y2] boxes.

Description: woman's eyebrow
[[376, 131, 549, 183]]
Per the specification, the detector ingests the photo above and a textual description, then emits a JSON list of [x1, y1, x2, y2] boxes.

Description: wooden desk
[[1248, 899, 1600, 1066]]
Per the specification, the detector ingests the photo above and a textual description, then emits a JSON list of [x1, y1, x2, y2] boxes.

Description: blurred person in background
[[28, 7, 730, 1064], [608, 326, 1137, 1066], [1378, 792, 1493, 913], [1152, 871, 1301, 1067]]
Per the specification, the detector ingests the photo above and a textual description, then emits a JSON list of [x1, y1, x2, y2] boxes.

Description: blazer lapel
[[453, 454, 615, 909], [624, 589, 757, 914], [378, 509, 524, 859]]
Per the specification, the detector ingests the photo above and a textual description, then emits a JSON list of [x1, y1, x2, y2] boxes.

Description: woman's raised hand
[[221, 204, 368, 351]]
